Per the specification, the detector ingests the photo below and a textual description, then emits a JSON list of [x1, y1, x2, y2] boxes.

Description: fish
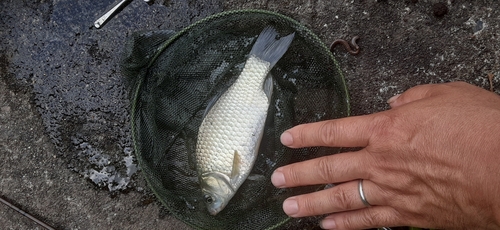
[[195, 26, 295, 215]]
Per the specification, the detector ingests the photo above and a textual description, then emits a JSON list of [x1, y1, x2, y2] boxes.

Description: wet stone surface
[[1, 0, 499, 229], [1, 0, 221, 229], [2, 0, 222, 192]]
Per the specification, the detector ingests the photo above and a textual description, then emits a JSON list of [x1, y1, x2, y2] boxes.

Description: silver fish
[[195, 26, 294, 215]]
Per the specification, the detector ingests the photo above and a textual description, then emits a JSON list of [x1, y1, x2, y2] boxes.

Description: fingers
[[280, 115, 377, 148], [281, 180, 385, 218], [271, 150, 372, 188], [281, 84, 466, 148], [320, 206, 402, 230]]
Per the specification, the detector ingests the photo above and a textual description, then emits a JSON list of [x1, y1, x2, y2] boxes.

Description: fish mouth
[[208, 206, 222, 216]]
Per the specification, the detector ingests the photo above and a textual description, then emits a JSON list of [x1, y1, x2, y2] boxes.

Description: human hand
[[271, 82, 500, 229]]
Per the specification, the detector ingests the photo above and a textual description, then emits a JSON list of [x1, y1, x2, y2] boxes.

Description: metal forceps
[[94, 0, 152, 29]]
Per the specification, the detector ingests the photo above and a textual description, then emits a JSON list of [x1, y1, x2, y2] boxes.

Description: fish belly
[[196, 55, 271, 187]]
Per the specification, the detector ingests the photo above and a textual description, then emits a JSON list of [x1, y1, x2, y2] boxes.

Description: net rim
[[127, 9, 351, 230]]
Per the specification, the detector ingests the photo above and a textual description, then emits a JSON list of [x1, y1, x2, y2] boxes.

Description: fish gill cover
[[122, 10, 349, 230]]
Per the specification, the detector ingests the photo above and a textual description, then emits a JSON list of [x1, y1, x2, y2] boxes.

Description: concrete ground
[[1, 0, 499, 229]]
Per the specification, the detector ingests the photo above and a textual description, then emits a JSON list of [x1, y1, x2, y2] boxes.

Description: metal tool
[[94, 0, 133, 29], [0, 196, 56, 230]]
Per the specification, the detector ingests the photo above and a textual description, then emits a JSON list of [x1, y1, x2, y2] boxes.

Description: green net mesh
[[121, 9, 350, 230]]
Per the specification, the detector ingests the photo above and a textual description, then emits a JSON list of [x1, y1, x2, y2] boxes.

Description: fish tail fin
[[250, 26, 295, 69]]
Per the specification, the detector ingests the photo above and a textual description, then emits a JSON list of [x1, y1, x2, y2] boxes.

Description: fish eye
[[204, 194, 214, 204]]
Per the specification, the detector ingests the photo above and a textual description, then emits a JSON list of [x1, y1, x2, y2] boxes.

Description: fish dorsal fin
[[203, 93, 223, 118], [230, 150, 241, 182], [263, 74, 274, 101]]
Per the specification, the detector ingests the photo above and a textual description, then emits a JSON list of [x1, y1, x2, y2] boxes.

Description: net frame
[[123, 9, 350, 230]]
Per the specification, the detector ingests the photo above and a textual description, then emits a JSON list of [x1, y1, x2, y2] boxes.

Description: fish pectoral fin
[[230, 150, 241, 181]]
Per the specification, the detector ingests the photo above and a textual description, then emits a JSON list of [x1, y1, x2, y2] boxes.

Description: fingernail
[[320, 218, 337, 229], [283, 197, 299, 216], [271, 169, 286, 188], [280, 131, 293, 146], [387, 94, 401, 104]]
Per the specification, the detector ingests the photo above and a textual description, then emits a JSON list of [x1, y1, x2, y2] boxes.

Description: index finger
[[271, 150, 372, 188], [281, 114, 378, 148]]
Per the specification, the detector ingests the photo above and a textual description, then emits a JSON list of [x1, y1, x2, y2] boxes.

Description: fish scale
[[195, 26, 294, 215], [197, 56, 270, 178]]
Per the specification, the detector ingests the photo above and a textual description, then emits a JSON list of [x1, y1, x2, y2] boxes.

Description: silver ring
[[358, 179, 371, 207]]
